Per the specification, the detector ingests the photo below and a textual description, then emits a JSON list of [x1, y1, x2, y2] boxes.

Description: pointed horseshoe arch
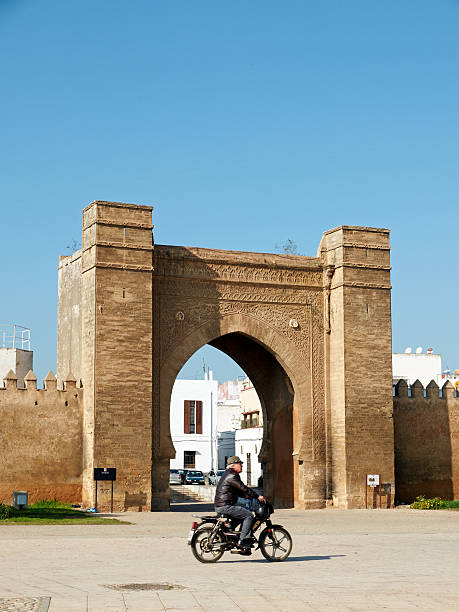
[[156, 313, 314, 508]]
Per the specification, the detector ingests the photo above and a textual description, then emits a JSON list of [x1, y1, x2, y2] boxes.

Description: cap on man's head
[[226, 456, 243, 466]]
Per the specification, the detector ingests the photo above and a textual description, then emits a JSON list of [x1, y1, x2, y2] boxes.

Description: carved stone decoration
[[152, 245, 327, 509]]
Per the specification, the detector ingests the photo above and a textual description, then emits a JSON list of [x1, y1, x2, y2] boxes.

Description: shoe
[[237, 539, 252, 550]]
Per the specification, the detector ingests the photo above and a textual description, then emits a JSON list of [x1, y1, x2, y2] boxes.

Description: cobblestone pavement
[[0, 598, 49, 612], [0, 504, 459, 611]]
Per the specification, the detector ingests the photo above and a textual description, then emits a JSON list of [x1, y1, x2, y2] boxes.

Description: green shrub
[[0, 504, 14, 519], [410, 495, 446, 510], [29, 499, 71, 509], [441, 500, 459, 509]]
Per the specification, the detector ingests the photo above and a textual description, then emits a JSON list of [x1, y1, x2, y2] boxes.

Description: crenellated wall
[[0, 369, 83, 504], [394, 379, 459, 502]]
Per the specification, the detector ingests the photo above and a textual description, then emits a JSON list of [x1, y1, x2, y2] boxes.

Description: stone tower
[[59, 201, 154, 510], [318, 226, 394, 507]]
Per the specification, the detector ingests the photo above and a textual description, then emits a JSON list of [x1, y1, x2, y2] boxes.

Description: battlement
[[393, 378, 459, 503], [0, 369, 82, 394], [0, 369, 83, 506], [394, 379, 458, 399]]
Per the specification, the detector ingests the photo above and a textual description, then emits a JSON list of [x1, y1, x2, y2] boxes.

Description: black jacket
[[214, 468, 258, 508]]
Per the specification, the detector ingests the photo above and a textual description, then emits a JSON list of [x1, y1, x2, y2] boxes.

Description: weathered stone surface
[[394, 381, 459, 501], [0, 373, 83, 504]]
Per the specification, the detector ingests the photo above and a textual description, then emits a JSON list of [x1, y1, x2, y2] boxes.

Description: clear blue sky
[[1, 0, 458, 384]]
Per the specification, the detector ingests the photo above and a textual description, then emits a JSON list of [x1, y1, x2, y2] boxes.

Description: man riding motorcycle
[[214, 456, 266, 550]]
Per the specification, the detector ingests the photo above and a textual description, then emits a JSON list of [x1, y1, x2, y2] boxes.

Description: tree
[[275, 239, 298, 255], [66, 239, 81, 252]]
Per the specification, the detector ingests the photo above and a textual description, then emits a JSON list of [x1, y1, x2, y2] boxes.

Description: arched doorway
[[167, 337, 295, 508], [153, 312, 312, 510]]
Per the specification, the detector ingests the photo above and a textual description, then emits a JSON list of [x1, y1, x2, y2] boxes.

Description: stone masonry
[[394, 379, 459, 502], [0, 370, 82, 504], [54, 201, 395, 511]]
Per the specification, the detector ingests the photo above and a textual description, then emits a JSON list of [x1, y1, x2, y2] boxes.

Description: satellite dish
[[416, 347, 423, 354], [405, 347, 412, 354]]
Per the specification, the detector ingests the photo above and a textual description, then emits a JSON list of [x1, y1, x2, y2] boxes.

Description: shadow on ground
[[219, 555, 346, 564], [171, 501, 215, 513]]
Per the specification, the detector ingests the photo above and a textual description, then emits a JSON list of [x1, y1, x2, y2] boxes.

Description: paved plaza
[[0, 503, 458, 611]]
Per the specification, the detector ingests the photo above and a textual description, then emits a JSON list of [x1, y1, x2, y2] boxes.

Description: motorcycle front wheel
[[259, 526, 292, 562], [191, 527, 225, 563]]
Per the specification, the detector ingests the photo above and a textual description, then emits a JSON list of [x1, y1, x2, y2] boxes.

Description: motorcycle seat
[[198, 514, 220, 520]]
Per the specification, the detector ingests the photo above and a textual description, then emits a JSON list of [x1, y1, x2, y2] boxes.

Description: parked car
[[169, 469, 186, 485], [206, 470, 215, 485], [208, 470, 225, 485], [185, 470, 205, 485]]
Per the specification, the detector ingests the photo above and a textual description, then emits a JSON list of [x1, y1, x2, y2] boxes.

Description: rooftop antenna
[[202, 357, 208, 380]]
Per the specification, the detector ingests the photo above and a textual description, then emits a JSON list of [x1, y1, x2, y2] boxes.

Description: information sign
[[366, 474, 380, 487], [94, 467, 116, 481], [93, 468, 116, 512]]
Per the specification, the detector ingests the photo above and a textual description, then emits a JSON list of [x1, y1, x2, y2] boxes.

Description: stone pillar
[[81, 201, 154, 511], [320, 226, 394, 508]]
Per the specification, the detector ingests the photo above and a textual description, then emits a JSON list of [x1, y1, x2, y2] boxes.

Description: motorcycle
[[188, 500, 292, 563]]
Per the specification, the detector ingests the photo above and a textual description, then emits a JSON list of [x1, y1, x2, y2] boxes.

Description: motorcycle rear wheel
[[191, 527, 224, 563], [259, 526, 292, 562]]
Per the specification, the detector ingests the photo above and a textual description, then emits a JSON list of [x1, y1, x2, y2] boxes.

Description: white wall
[[392, 353, 442, 387], [217, 431, 235, 470], [235, 426, 263, 487], [216, 396, 242, 470], [170, 379, 218, 472], [217, 400, 242, 432], [0, 348, 33, 389]]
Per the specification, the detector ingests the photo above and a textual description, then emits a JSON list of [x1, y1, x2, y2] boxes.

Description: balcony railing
[[0, 324, 31, 350]]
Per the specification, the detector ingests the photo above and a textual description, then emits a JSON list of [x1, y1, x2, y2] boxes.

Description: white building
[[0, 325, 32, 389], [216, 379, 243, 469], [235, 378, 263, 487], [393, 347, 458, 390], [169, 377, 218, 472], [438, 370, 459, 390], [393, 348, 442, 387], [235, 426, 263, 487], [170, 373, 265, 482]]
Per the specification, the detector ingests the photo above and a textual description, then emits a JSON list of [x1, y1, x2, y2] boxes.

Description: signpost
[[367, 474, 380, 487], [94, 468, 116, 512], [365, 474, 381, 508]]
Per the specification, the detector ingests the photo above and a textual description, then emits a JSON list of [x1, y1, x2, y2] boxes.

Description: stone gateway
[[56, 201, 394, 510], [1, 201, 401, 510]]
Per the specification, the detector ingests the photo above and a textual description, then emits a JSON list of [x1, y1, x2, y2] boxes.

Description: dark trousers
[[215, 504, 253, 542]]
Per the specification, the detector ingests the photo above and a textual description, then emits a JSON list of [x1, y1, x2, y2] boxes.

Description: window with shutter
[[184, 400, 191, 434], [184, 451, 196, 468], [184, 400, 197, 434], [196, 400, 203, 434]]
